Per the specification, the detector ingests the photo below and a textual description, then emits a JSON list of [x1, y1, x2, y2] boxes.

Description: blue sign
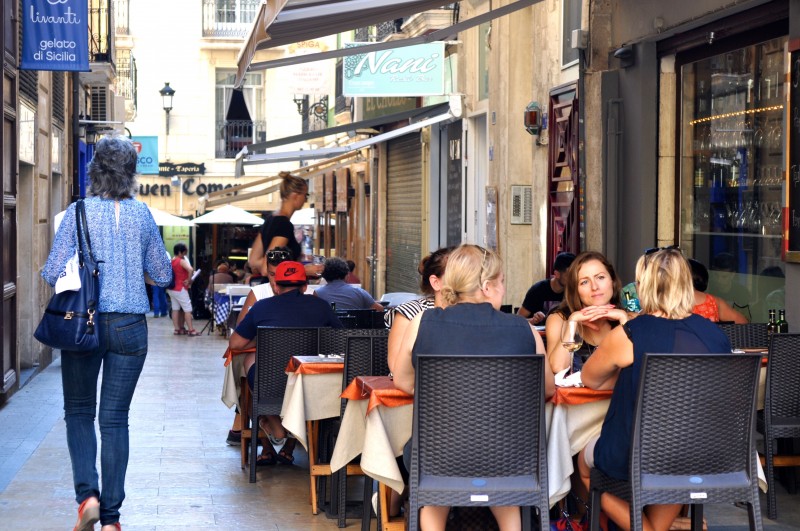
[[343, 42, 445, 97], [132, 136, 159, 175], [21, 0, 90, 72]]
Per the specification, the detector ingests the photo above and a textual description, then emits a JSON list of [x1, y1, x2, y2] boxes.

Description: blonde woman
[[248, 172, 322, 278], [394, 244, 553, 531], [577, 247, 731, 531]]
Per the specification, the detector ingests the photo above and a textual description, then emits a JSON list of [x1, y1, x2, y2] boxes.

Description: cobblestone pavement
[[0, 314, 797, 530]]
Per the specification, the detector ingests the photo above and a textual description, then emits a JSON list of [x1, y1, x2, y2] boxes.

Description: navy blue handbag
[[35, 200, 103, 351]]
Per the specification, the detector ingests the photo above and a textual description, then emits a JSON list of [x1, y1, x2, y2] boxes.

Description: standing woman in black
[[247, 172, 322, 278]]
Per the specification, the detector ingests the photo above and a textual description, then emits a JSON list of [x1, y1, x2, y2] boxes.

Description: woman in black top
[[247, 172, 322, 277]]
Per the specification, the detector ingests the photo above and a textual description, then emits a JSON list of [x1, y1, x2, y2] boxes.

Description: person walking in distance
[[167, 242, 198, 336], [41, 135, 173, 531]]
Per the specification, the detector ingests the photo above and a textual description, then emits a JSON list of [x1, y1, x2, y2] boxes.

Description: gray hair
[[87, 135, 138, 199], [322, 257, 349, 282]]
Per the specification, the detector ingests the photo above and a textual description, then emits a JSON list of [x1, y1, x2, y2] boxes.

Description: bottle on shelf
[[777, 309, 788, 334], [767, 309, 777, 335]]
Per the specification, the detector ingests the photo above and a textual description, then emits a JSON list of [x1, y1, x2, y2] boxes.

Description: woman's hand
[[568, 304, 629, 330]]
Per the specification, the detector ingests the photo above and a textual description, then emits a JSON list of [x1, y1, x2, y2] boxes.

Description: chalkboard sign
[[787, 41, 800, 262], [446, 120, 463, 247]]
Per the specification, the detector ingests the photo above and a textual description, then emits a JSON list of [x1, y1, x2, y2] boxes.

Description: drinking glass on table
[[561, 320, 584, 374]]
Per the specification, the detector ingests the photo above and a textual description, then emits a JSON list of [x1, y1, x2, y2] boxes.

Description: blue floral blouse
[[42, 197, 173, 314]]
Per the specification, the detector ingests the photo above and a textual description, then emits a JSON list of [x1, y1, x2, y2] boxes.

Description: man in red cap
[[228, 261, 342, 465]]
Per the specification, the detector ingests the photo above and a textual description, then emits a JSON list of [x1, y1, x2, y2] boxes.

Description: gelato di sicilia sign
[[343, 42, 445, 97], [21, 0, 89, 71]]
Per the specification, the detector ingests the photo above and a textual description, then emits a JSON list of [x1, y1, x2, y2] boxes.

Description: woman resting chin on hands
[[544, 251, 634, 374]]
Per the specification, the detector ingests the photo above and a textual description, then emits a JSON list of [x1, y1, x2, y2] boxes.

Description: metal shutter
[[385, 133, 423, 293]]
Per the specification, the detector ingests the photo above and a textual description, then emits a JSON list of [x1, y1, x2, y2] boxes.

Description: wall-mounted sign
[[19, 103, 36, 164], [20, 0, 89, 71], [358, 96, 418, 121], [159, 162, 206, 177], [286, 40, 332, 95], [344, 42, 445, 97], [132, 136, 159, 175], [137, 178, 237, 197]]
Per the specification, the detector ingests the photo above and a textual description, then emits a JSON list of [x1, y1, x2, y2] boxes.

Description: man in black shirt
[[517, 252, 575, 324]]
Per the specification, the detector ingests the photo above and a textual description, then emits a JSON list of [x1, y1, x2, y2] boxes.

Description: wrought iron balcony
[[115, 49, 137, 119], [203, 0, 260, 38], [216, 120, 266, 159], [114, 0, 130, 35], [89, 0, 115, 64], [354, 4, 457, 42]]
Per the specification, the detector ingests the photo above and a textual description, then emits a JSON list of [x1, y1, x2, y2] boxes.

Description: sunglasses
[[643, 244, 680, 265], [267, 249, 291, 265]]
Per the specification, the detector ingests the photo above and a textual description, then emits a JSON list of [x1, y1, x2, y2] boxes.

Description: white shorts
[[583, 434, 600, 469], [168, 288, 193, 312]]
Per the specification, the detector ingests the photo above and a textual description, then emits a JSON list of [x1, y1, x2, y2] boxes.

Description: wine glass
[[560, 320, 584, 374]]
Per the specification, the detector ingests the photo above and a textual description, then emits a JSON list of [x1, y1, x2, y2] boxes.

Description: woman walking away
[[42, 135, 173, 531]]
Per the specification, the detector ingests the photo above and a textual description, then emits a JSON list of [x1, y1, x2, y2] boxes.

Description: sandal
[[276, 438, 297, 465], [173, 329, 183, 335], [187, 329, 200, 337], [257, 443, 277, 466], [73, 496, 100, 531]]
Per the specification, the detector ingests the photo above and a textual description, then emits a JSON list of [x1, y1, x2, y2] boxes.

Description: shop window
[[679, 37, 787, 323]]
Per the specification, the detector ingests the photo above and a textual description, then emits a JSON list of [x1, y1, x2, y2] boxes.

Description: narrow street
[[0, 315, 348, 530], [0, 315, 798, 530]]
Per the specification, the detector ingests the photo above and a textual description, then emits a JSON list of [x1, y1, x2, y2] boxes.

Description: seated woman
[[545, 251, 632, 374], [393, 244, 554, 531], [577, 247, 731, 531], [688, 258, 748, 324], [386, 246, 453, 373]]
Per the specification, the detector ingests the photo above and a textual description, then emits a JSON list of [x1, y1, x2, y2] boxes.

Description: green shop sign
[[344, 42, 445, 97]]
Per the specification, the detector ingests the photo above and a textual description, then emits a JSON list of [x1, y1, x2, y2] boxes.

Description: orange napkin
[[222, 347, 255, 367], [551, 386, 613, 406], [285, 355, 344, 375], [341, 376, 414, 414]]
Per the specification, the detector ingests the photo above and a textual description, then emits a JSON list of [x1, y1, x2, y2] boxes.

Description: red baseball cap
[[275, 261, 307, 286]]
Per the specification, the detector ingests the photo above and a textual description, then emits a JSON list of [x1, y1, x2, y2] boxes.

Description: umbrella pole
[[212, 224, 218, 264]]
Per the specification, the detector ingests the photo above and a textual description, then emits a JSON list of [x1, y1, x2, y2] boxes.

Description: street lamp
[[159, 82, 176, 135]]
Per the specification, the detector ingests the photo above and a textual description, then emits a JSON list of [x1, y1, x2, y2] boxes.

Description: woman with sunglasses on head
[[247, 172, 322, 278], [393, 244, 553, 531], [545, 251, 632, 374], [577, 247, 731, 531]]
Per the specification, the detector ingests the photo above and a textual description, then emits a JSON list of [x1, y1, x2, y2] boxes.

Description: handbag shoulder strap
[[75, 200, 99, 266]]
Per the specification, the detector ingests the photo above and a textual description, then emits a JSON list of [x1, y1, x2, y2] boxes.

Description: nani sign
[[343, 42, 445, 97], [21, 0, 89, 71]]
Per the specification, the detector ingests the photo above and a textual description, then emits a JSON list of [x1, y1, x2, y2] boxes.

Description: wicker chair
[[409, 353, 549, 531], [758, 333, 800, 520], [588, 352, 763, 531], [249, 327, 320, 483], [717, 322, 769, 350], [334, 330, 391, 528]]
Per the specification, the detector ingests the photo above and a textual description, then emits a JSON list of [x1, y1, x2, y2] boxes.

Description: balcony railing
[[216, 120, 266, 158], [114, 0, 130, 35], [203, 0, 260, 38], [89, 0, 115, 63], [115, 49, 137, 114], [354, 4, 458, 42]]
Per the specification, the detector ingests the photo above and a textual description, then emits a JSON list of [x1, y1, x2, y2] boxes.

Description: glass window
[[679, 37, 787, 322], [562, 0, 581, 67], [215, 70, 264, 158], [478, 22, 491, 101]]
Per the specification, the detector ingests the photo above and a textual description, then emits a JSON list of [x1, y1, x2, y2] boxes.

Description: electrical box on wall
[[510, 185, 532, 225]]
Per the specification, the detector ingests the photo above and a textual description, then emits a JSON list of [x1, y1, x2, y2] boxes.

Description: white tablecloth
[[330, 399, 413, 495], [280, 371, 343, 451]]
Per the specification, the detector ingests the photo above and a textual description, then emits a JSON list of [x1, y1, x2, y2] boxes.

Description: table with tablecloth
[[281, 355, 344, 452], [330, 376, 414, 496]]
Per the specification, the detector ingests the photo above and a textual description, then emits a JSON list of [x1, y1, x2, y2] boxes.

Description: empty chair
[[409, 353, 549, 531], [249, 327, 319, 483], [717, 322, 769, 350], [588, 352, 763, 531], [758, 333, 800, 520]]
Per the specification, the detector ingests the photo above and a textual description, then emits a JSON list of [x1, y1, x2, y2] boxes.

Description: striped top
[[383, 296, 435, 328]]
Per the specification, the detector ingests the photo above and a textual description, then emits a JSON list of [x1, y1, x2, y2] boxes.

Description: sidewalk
[[0, 315, 797, 530], [0, 315, 346, 530]]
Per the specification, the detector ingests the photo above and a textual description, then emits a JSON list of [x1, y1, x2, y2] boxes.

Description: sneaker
[[226, 430, 241, 446], [73, 497, 99, 531]]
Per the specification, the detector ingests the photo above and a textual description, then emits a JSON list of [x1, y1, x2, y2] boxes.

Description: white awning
[[236, 0, 540, 87], [242, 98, 460, 165]]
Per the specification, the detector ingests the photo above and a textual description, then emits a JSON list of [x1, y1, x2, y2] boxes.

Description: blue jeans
[[151, 285, 168, 317], [61, 312, 148, 525]]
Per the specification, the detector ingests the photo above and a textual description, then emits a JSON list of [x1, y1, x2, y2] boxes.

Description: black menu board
[[787, 41, 800, 262], [446, 120, 463, 247]]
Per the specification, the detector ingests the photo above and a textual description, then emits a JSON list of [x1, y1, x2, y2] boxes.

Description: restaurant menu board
[[324, 172, 335, 213], [446, 120, 463, 247], [314, 173, 324, 213], [788, 42, 800, 262], [336, 169, 349, 213]]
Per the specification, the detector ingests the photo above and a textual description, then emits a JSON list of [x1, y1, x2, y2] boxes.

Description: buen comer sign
[[138, 162, 237, 197]]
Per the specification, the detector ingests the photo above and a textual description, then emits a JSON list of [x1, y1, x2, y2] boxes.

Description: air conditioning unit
[[90, 86, 110, 121], [510, 185, 532, 225]]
